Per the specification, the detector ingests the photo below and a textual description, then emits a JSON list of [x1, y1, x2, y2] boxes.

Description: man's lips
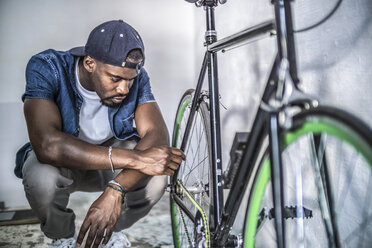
[[101, 94, 127, 103], [111, 96, 125, 103], [111, 96, 125, 104]]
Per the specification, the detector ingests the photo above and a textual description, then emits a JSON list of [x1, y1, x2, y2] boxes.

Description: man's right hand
[[134, 146, 185, 176]]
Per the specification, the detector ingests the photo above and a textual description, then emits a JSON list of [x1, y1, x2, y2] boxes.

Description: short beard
[[100, 94, 127, 108]]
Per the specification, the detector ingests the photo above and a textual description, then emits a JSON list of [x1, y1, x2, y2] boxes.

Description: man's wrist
[[128, 149, 141, 170], [108, 180, 127, 193], [105, 185, 124, 203], [111, 148, 140, 170]]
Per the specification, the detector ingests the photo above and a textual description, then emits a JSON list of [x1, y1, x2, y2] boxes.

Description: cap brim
[[69, 46, 87, 56]]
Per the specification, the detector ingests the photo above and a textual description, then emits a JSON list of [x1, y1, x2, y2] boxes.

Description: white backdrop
[[1, 0, 371, 209], [0, 0, 196, 207], [192, 0, 372, 170]]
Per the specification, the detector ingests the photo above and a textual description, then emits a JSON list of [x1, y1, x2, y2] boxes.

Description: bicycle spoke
[[309, 133, 336, 247], [335, 146, 358, 211], [359, 175, 372, 247], [171, 93, 211, 248], [344, 213, 372, 245], [184, 156, 208, 182]]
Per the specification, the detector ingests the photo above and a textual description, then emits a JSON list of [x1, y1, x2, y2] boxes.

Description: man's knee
[[125, 175, 167, 208], [115, 175, 167, 230], [145, 175, 167, 205], [22, 151, 72, 207]]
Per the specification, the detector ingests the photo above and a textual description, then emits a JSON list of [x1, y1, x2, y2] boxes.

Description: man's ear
[[83, 56, 96, 72]]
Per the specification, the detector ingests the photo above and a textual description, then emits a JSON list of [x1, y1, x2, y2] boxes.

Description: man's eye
[[112, 78, 121, 82]]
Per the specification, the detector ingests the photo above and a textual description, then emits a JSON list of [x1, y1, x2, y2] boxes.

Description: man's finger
[[102, 226, 114, 246], [170, 148, 186, 159], [168, 161, 180, 171], [165, 168, 175, 176], [76, 219, 90, 247], [170, 154, 183, 165], [92, 225, 106, 248], [85, 225, 98, 248]]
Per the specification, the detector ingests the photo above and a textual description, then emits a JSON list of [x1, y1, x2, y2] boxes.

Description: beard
[[100, 94, 127, 108]]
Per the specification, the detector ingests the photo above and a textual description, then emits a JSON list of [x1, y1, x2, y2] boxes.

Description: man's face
[[91, 60, 138, 107]]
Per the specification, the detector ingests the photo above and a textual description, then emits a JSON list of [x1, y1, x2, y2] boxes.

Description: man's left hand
[[76, 187, 123, 248]]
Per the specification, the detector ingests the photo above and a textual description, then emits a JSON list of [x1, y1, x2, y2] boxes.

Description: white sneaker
[[49, 237, 76, 248], [102, 231, 131, 248]]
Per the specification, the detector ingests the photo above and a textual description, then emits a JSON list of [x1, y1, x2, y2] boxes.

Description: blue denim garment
[[15, 49, 155, 178]]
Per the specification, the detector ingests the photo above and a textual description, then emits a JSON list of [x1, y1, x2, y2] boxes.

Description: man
[[15, 20, 185, 248]]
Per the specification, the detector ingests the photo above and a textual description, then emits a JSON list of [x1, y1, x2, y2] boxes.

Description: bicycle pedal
[[267, 206, 313, 220]]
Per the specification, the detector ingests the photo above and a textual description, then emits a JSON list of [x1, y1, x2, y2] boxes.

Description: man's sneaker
[[102, 230, 131, 248], [49, 237, 76, 248]]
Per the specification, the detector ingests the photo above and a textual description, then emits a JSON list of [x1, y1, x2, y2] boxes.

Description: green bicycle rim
[[244, 116, 372, 248], [173, 98, 191, 147], [171, 96, 191, 248]]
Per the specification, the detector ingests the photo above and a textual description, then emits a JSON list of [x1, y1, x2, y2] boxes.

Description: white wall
[[189, 0, 372, 234], [0, 0, 196, 207], [192, 0, 372, 168], [1, 0, 371, 208]]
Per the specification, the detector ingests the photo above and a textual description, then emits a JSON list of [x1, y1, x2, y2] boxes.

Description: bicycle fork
[[268, 112, 286, 248]]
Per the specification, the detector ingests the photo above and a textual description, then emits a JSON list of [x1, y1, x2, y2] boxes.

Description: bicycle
[[168, 0, 372, 247]]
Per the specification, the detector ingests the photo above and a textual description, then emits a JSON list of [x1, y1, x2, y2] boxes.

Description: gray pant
[[22, 139, 167, 239]]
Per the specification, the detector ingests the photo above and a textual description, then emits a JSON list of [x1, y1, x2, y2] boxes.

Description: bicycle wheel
[[170, 89, 213, 248], [244, 106, 372, 248]]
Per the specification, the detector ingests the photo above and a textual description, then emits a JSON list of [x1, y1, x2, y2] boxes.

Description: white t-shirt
[[75, 58, 114, 144]]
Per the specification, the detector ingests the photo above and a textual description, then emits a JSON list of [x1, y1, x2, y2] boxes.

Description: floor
[[0, 192, 173, 248]]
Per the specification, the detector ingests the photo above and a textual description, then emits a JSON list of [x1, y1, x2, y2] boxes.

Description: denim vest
[[15, 49, 155, 178]]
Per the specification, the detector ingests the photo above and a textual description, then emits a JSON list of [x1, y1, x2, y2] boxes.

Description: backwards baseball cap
[[69, 20, 145, 70]]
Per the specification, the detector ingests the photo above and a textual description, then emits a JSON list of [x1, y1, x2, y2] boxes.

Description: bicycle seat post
[[204, 0, 218, 45]]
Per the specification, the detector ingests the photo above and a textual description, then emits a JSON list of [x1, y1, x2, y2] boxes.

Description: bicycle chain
[[178, 204, 193, 246], [177, 180, 210, 247]]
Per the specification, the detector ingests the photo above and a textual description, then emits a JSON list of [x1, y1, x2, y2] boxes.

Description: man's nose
[[116, 80, 129, 95]]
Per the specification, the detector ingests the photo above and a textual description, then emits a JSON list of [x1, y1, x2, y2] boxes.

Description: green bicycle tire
[[170, 89, 213, 248], [244, 106, 372, 247]]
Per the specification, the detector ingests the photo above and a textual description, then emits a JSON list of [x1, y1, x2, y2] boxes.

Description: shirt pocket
[[121, 113, 135, 135]]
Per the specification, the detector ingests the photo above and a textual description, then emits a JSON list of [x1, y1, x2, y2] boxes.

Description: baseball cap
[[69, 20, 145, 70]]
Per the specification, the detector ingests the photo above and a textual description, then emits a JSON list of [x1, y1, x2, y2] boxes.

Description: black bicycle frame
[[172, 0, 299, 246]]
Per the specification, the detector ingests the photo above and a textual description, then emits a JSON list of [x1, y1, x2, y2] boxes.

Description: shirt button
[[77, 128, 80, 132]]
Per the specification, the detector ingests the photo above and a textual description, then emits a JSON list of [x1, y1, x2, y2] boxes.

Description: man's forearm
[[35, 131, 140, 171], [113, 129, 169, 191]]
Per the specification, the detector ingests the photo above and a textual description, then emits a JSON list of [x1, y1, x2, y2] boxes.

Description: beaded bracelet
[[108, 180, 127, 194], [106, 184, 125, 203]]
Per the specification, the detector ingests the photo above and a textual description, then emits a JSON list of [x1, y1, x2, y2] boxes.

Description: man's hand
[[76, 187, 123, 248], [135, 146, 185, 176]]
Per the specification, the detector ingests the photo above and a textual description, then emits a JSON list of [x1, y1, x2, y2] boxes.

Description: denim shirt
[[15, 49, 155, 178]]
